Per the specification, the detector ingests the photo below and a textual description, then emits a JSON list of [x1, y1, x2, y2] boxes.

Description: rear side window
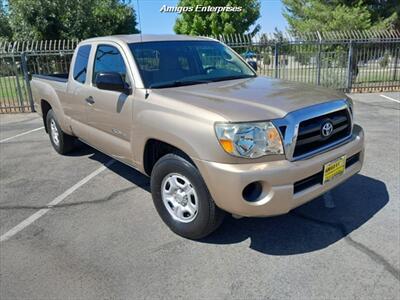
[[93, 45, 128, 84], [73, 45, 91, 84]]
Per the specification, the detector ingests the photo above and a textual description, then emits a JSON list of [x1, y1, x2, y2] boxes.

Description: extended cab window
[[93, 45, 128, 85], [73, 45, 91, 84]]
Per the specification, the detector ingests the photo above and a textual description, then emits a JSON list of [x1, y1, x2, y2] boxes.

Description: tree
[[174, 0, 261, 36], [282, 0, 399, 32], [7, 0, 139, 40], [0, 1, 12, 41]]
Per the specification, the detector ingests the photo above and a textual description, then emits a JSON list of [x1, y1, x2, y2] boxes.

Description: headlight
[[215, 122, 284, 158]]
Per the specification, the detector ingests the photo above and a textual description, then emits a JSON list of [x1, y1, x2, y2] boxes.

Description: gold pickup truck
[[31, 34, 364, 239]]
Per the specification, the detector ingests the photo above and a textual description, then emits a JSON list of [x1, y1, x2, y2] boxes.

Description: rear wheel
[[151, 153, 225, 239], [46, 109, 76, 154]]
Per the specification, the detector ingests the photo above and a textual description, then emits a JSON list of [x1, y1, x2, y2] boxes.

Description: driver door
[[85, 43, 134, 164]]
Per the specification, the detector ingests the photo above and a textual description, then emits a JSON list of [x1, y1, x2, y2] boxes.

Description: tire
[[46, 109, 76, 155], [150, 153, 225, 239]]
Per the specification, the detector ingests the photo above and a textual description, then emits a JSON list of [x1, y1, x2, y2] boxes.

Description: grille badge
[[321, 121, 334, 137]]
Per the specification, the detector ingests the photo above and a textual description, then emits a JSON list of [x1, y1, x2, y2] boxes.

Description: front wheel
[[150, 154, 225, 239]]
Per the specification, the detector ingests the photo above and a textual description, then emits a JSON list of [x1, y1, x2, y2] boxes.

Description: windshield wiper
[[210, 74, 256, 83], [149, 79, 211, 89]]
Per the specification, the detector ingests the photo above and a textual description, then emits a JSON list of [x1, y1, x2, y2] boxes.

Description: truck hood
[[151, 76, 346, 122]]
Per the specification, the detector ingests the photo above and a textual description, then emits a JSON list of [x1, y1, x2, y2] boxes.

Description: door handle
[[85, 96, 95, 105]]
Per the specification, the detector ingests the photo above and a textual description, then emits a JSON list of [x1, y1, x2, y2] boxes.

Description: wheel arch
[[143, 138, 196, 176], [41, 99, 52, 132]]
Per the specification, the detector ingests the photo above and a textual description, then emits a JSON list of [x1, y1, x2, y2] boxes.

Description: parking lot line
[[380, 94, 400, 104], [0, 126, 44, 143], [0, 159, 115, 243]]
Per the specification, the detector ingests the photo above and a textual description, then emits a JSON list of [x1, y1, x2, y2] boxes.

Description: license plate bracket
[[323, 155, 346, 184]]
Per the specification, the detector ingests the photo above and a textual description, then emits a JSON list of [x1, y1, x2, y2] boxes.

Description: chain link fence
[[0, 30, 399, 113]]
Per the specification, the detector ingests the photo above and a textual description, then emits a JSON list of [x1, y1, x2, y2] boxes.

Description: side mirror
[[248, 61, 258, 72], [95, 72, 131, 94]]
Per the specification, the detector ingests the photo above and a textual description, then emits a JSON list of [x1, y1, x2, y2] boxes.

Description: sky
[[136, 0, 288, 34]]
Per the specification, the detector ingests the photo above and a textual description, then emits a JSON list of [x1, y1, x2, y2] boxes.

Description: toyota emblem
[[321, 121, 333, 137]]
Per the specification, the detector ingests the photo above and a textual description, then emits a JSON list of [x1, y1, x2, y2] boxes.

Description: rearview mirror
[[248, 61, 258, 72], [95, 72, 131, 94]]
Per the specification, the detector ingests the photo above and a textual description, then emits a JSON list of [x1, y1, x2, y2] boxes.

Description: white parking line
[[0, 126, 44, 143], [380, 94, 400, 104], [0, 159, 115, 242]]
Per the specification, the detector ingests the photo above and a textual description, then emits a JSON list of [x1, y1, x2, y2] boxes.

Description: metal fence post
[[21, 52, 35, 112], [316, 31, 322, 85], [11, 53, 25, 110], [393, 50, 399, 83], [274, 42, 279, 78], [346, 40, 354, 92]]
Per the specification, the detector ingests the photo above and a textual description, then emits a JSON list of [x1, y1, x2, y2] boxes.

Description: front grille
[[293, 109, 351, 158], [293, 152, 360, 194]]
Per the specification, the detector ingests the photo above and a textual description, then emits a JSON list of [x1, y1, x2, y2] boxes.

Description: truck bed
[[31, 73, 69, 105]]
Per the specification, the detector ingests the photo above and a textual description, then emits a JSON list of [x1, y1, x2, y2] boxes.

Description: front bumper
[[194, 125, 364, 217]]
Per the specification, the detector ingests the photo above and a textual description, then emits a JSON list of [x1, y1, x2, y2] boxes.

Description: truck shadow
[[201, 174, 389, 255], [80, 144, 388, 256]]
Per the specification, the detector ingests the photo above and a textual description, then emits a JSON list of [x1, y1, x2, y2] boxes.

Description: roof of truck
[[82, 34, 214, 44]]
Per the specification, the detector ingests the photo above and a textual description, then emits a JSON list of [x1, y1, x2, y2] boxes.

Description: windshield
[[129, 40, 256, 88]]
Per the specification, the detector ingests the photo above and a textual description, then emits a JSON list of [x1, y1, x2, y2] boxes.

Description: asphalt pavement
[[0, 92, 399, 299]]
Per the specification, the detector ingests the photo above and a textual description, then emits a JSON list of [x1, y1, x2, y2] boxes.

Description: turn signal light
[[219, 139, 234, 154]]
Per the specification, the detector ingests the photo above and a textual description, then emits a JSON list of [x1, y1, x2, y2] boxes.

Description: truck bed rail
[[32, 74, 68, 83]]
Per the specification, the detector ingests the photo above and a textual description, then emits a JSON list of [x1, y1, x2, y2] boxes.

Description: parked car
[[31, 34, 364, 239]]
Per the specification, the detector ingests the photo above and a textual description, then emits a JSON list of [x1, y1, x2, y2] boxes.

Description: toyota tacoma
[[31, 34, 364, 239]]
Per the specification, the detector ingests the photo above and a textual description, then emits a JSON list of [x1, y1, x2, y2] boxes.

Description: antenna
[[136, 0, 143, 43], [136, 0, 149, 98]]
